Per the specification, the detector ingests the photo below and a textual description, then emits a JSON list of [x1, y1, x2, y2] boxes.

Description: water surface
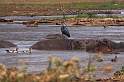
[[0, 22, 124, 78]]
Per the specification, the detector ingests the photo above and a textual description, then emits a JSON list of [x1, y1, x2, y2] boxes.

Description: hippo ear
[[96, 40, 98, 42], [76, 41, 80, 44], [75, 41, 82, 46], [85, 40, 89, 44], [74, 41, 83, 49]]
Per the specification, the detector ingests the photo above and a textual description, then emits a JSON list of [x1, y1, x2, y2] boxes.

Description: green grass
[[0, 2, 124, 16], [1, 2, 124, 9], [63, 2, 124, 9]]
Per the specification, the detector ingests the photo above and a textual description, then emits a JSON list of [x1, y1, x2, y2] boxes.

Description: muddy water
[[0, 23, 124, 78], [0, 24, 124, 41]]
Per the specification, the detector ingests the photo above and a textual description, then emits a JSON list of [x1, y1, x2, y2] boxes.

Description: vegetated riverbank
[[0, 2, 124, 16]]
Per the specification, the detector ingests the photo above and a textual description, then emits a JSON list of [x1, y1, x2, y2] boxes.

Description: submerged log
[[31, 34, 124, 53]]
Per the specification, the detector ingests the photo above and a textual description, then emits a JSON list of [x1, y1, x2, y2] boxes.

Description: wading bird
[[61, 25, 70, 37], [103, 25, 108, 29]]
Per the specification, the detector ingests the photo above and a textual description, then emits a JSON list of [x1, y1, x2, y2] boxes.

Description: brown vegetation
[[0, 56, 124, 82]]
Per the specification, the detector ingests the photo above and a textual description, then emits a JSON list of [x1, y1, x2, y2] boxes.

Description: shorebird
[[103, 25, 109, 29], [111, 55, 118, 62], [6, 48, 18, 53]]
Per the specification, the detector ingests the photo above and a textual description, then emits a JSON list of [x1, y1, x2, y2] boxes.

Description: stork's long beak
[[68, 37, 74, 39]]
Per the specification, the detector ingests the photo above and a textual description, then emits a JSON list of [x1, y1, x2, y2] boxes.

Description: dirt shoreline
[[52, 18, 124, 26], [1, 17, 124, 26]]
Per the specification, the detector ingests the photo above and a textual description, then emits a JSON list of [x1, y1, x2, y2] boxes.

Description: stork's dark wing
[[61, 26, 70, 37]]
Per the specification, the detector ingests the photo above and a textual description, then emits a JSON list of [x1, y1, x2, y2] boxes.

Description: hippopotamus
[[0, 40, 16, 48], [31, 34, 124, 53]]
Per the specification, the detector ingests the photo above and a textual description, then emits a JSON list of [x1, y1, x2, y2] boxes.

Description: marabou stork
[[61, 25, 70, 37]]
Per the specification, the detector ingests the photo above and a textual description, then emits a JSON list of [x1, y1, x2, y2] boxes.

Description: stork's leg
[[62, 33, 63, 36], [62, 33, 65, 39]]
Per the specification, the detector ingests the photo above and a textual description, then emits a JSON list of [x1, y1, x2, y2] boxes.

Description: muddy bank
[[2, 17, 124, 26], [43, 18, 124, 26], [31, 34, 124, 53], [0, 40, 16, 48]]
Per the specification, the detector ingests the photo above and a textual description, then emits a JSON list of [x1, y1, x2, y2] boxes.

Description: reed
[[0, 56, 124, 82]]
